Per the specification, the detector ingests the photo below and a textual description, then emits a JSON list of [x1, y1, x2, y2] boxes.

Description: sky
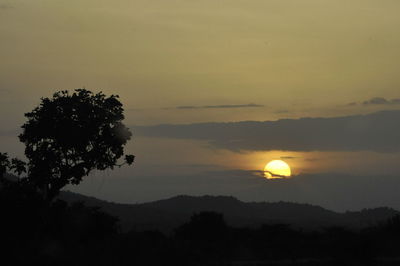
[[1, 0, 400, 211]]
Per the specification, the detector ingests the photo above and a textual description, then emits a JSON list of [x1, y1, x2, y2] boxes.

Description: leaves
[[10, 158, 26, 176], [0, 153, 10, 178], [18, 89, 134, 200], [125, 155, 135, 166], [0, 153, 26, 179]]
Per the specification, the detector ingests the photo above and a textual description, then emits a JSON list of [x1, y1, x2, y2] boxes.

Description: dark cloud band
[[362, 97, 399, 105], [176, 103, 264, 110], [133, 110, 400, 153]]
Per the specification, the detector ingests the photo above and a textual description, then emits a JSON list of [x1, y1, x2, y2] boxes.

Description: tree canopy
[[1, 89, 134, 201]]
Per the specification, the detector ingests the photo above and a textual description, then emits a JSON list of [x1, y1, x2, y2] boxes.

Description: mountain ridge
[[59, 191, 399, 232]]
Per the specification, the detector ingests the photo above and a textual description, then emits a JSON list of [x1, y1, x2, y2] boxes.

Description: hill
[[59, 191, 399, 232]]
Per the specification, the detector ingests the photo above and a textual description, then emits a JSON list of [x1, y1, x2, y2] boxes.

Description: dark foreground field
[[1, 187, 400, 266]]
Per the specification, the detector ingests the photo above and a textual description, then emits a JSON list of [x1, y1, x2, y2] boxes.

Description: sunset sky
[[1, 0, 400, 211]]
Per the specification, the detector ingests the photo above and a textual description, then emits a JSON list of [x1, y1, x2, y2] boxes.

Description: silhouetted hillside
[[59, 192, 399, 232]]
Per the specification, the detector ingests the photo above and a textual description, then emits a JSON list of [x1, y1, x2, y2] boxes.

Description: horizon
[[61, 189, 400, 213]]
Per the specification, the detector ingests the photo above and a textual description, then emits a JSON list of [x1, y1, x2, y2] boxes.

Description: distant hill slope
[[59, 191, 399, 232]]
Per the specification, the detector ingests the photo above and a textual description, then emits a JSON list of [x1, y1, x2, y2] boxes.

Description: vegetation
[[1, 89, 134, 201], [1, 90, 399, 265]]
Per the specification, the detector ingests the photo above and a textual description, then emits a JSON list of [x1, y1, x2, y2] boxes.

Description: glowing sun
[[264, 160, 291, 179]]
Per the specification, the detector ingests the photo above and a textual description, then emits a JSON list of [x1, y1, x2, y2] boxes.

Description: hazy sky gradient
[[2, 0, 400, 125], [1, 0, 400, 210]]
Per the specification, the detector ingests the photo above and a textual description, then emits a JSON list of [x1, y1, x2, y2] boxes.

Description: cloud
[[305, 158, 320, 162], [145, 163, 220, 169], [175, 103, 264, 110], [363, 97, 389, 105], [280, 156, 298, 160], [274, 109, 290, 114], [342, 97, 400, 107], [362, 97, 400, 106], [390, 98, 400, 104], [133, 110, 400, 153]]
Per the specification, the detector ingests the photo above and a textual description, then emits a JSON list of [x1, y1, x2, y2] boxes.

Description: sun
[[264, 160, 291, 179]]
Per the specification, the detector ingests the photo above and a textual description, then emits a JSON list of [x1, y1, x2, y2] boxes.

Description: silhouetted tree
[[175, 212, 231, 264], [16, 89, 134, 201], [0, 152, 26, 181], [0, 89, 135, 265], [175, 211, 229, 242]]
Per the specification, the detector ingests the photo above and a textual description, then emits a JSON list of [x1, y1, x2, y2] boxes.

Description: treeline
[[1, 182, 399, 266]]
